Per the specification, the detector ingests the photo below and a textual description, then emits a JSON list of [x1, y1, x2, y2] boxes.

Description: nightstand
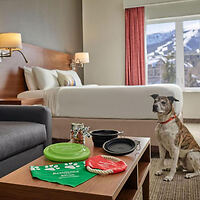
[[0, 98, 44, 105]]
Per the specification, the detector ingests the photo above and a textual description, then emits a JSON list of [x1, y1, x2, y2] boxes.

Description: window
[[146, 22, 176, 85], [146, 18, 200, 89], [183, 20, 200, 87]]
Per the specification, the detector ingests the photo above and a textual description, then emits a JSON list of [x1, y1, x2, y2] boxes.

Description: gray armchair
[[0, 105, 52, 177]]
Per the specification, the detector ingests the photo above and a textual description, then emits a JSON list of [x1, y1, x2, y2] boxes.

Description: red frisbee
[[85, 155, 127, 174]]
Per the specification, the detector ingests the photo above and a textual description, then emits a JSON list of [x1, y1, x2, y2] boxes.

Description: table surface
[[0, 137, 150, 200], [0, 97, 43, 105], [0, 97, 42, 101]]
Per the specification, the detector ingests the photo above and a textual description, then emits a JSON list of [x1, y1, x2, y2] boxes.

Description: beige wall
[[82, 0, 125, 85], [183, 92, 200, 119], [0, 0, 83, 80], [146, 0, 200, 20], [0, 0, 83, 54], [82, 0, 200, 119], [124, 0, 193, 8]]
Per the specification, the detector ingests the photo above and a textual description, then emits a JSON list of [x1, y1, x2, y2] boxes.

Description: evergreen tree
[[162, 53, 176, 83]]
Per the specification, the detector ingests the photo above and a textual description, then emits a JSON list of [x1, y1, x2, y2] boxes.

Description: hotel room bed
[[18, 84, 183, 145], [0, 43, 183, 147], [18, 84, 182, 119]]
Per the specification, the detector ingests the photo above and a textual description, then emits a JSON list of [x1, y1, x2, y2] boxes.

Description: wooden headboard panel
[[0, 43, 71, 98]]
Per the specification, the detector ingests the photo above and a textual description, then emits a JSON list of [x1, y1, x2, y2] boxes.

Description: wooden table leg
[[142, 171, 149, 200]]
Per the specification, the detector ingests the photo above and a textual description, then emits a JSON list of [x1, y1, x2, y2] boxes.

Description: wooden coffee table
[[0, 137, 150, 200]]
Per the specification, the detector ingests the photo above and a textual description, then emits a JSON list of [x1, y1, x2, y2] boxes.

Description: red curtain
[[125, 7, 145, 85]]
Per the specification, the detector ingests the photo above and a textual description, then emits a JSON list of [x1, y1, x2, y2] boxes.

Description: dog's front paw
[[155, 170, 163, 176], [163, 175, 174, 182], [185, 173, 196, 179]]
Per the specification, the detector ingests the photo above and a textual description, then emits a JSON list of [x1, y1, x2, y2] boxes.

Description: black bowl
[[103, 138, 137, 156], [90, 129, 123, 147]]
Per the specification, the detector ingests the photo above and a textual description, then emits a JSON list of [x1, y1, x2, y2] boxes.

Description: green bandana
[[30, 161, 96, 187]]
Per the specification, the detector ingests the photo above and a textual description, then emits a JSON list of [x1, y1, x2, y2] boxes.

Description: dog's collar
[[159, 115, 176, 124]]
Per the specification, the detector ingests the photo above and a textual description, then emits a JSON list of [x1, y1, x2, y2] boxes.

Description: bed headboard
[[0, 43, 71, 98]]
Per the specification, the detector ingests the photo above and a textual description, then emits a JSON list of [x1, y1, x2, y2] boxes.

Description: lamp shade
[[75, 52, 89, 64], [0, 33, 22, 50]]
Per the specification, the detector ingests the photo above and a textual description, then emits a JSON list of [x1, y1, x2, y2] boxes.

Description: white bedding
[[17, 84, 183, 119]]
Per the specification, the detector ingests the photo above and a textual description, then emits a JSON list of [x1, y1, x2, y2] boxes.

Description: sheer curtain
[[125, 7, 145, 85]]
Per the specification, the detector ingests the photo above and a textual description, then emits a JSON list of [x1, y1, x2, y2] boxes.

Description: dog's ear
[[151, 94, 159, 99], [167, 96, 179, 104]]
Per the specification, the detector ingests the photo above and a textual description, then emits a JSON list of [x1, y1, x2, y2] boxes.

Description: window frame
[[145, 15, 200, 91]]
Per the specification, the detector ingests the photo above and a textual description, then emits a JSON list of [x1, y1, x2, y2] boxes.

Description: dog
[[151, 94, 200, 181]]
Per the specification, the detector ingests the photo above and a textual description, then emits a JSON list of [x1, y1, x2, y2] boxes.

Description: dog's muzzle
[[153, 105, 158, 112]]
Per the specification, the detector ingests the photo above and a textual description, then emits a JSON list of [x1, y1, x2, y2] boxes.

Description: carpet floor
[[136, 158, 200, 200]]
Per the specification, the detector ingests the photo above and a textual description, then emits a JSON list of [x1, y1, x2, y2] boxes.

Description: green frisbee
[[44, 143, 90, 162]]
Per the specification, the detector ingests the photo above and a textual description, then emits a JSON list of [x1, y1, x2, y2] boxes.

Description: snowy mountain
[[147, 24, 200, 87], [147, 28, 200, 55], [147, 31, 175, 54], [184, 29, 200, 52]]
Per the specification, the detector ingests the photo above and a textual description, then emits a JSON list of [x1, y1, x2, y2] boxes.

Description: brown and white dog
[[151, 94, 200, 181]]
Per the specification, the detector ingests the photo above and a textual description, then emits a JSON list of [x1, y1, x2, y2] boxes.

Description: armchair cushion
[[0, 105, 52, 147], [0, 121, 46, 161]]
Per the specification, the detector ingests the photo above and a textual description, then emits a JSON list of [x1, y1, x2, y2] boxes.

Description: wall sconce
[[70, 52, 89, 70], [0, 33, 28, 63]]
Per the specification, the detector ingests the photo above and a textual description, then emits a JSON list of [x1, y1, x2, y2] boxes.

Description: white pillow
[[56, 70, 82, 86], [57, 71, 77, 86], [23, 66, 38, 90], [32, 67, 59, 90], [17, 90, 44, 99]]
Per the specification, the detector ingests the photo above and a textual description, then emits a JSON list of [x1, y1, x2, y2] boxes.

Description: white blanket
[[18, 84, 183, 119]]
